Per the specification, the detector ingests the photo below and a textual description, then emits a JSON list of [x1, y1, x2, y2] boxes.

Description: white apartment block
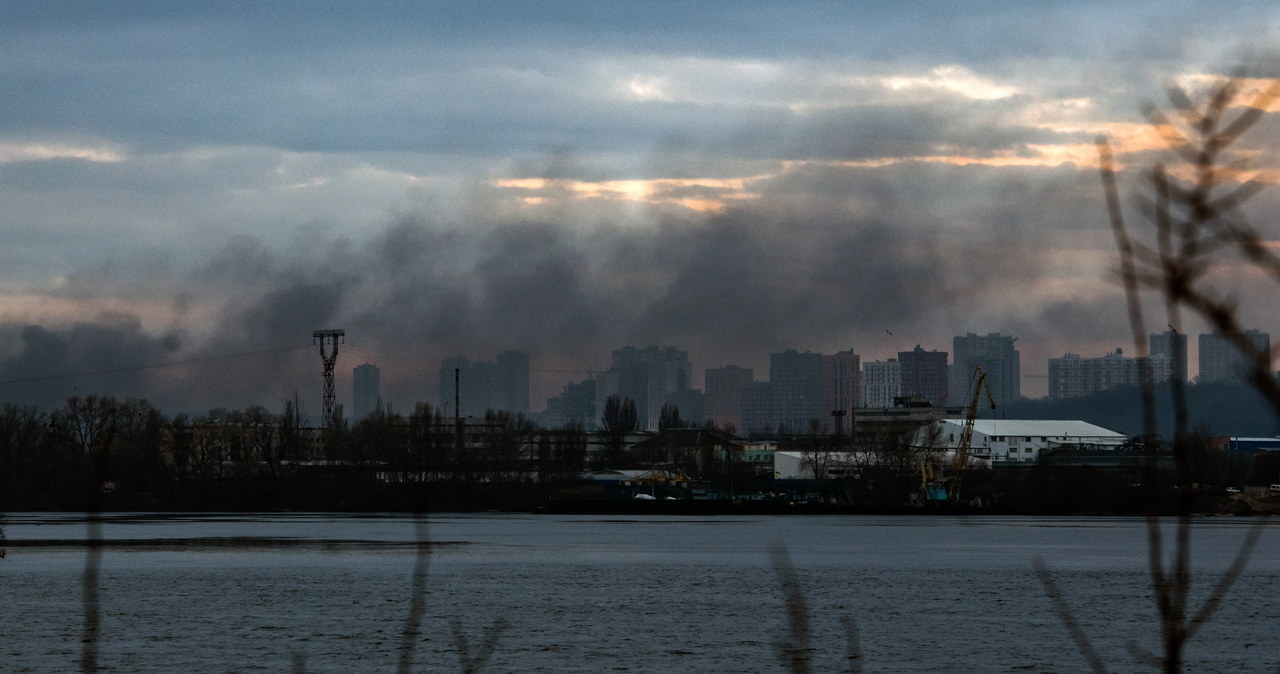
[[861, 359, 901, 408]]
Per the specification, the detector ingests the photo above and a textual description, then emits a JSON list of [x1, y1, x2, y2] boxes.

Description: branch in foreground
[[770, 545, 813, 674], [1032, 556, 1107, 674], [397, 517, 432, 674]]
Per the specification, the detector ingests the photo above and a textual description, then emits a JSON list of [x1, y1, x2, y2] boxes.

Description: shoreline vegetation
[[5, 479, 1279, 516]]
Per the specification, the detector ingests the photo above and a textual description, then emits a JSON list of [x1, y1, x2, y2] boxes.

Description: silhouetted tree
[[0, 403, 48, 509], [658, 403, 684, 431], [600, 395, 638, 469], [556, 421, 588, 474]]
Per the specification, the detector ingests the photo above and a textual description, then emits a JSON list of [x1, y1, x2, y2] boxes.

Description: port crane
[[948, 366, 996, 502]]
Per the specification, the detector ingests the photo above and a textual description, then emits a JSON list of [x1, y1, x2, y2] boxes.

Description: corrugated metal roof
[[939, 419, 1125, 438]]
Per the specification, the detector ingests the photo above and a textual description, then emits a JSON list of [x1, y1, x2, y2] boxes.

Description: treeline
[[0, 394, 1266, 514], [0, 395, 581, 512], [1000, 381, 1280, 438]]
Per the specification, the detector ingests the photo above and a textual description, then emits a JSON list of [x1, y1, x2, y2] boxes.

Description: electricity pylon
[[313, 329, 345, 430]]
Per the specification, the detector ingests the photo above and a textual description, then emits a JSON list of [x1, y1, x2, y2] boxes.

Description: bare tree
[[600, 395, 638, 469], [658, 402, 684, 431], [52, 395, 122, 673]]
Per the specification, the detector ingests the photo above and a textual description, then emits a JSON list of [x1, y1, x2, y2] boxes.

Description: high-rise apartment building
[[861, 359, 901, 408], [822, 350, 861, 434], [740, 381, 774, 436], [1149, 330, 1188, 382], [1199, 330, 1271, 383], [951, 333, 1020, 406], [437, 351, 531, 417], [352, 362, 381, 421], [898, 345, 949, 406], [770, 349, 824, 433], [494, 350, 530, 415], [595, 346, 692, 431], [1047, 349, 1140, 399], [543, 378, 597, 430], [705, 365, 754, 431], [665, 388, 705, 427]]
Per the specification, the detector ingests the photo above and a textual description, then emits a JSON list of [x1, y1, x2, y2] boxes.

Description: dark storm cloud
[[1, 1, 1257, 156], [728, 102, 1086, 162], [0, 314, 181, 410], [0, 136, 1266, 415], [2, 2, 1278, 413], [0, 188, 962, 414]]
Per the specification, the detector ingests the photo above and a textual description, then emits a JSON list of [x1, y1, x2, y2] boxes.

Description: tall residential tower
[[352, 362, 381, 420], [951, 333, 1020, 406]]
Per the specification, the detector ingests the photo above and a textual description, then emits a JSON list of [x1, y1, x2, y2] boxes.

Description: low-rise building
[[773, 450, 869, 480], [928, 419, 1126, 463]]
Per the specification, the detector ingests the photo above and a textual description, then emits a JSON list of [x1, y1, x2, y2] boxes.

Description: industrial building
[[929, 419, 1126, 463]]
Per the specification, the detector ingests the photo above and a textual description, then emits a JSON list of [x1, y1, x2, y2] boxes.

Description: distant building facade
[[1149, 330, 1188, 382], [494, 350, 531, 415], [665, 388, 705, 427], [352, 363, 381, 421], [1199, 330, 1271, 383], [595, 345, 692, 431], [543, 378, 597, 430], [861, 359, 901, 408], [437, 350, 531, 417], [950, 333, 1020, 406], [1047, 349, 1140, 399], [822, 350, 861, 434], [705, 365, 754, 431], [740, 381, 774, 436], [770, 349, 824, 433], [898, 345, 949, 406]]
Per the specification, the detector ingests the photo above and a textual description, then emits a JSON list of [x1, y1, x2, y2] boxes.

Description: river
[[2, 513, 1278, 672]]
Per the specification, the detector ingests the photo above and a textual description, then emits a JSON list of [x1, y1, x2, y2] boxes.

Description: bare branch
[[1033, 557, 1108, 674], [840, 616, 863, 674], [396, 517, 432, 674], [1124, 640, 1161, 669], [1186, 520, 1266, 639], [771, 545, 813, 674]]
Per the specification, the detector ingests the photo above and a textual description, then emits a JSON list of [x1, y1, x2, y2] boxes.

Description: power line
[[0, 344, 312, 387]]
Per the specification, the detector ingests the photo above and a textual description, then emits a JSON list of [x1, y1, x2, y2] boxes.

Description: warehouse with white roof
[[930, 419, 1127, 463]]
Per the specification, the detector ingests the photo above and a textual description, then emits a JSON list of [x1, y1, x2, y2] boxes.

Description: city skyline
[[1, 5, 1278, 418], [425, 329, 1272, 430]]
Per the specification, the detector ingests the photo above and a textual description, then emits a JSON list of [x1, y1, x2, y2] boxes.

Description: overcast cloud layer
[[2, 2, 1280, 417]]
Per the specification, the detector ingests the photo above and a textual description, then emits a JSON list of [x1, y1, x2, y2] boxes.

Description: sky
[[2, 1, 1280, 419]]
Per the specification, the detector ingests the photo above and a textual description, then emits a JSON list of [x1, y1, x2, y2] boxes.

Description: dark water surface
[[2, 513, 1278, 672]]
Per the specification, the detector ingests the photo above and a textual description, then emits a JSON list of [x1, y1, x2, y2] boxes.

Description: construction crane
[[948, 365, 996, 502]]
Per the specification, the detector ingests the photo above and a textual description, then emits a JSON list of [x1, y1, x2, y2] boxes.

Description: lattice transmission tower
[[313, 329, 345, 429]]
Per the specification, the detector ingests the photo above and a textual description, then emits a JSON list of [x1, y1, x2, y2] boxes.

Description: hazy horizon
[[2, 2, 1278, 416]]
